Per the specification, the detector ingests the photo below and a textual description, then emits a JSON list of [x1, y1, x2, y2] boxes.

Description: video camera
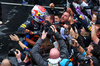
[[8, 48, 31, 59], [8, 48, 18, 57], [77, 53, 91, 65], [23, 51, 31, 59], [43, 20, 62, 38]]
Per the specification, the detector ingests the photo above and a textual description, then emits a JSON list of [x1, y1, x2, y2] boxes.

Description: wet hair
[[91, 44, 100, 59], [42, 38, 54, 53]]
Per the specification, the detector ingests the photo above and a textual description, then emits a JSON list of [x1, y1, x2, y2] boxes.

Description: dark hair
[[42, 38, 54, 53], [54, 14, 61, 18], [91, 44, 100, 59], [50, 14, 54, 23]]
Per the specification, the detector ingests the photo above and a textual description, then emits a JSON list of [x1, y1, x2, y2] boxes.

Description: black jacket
[[17, 16, 43, 35], [30, 32, 69, 66]]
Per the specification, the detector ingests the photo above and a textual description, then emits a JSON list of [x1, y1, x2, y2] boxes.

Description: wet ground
[[0, 0, 64, 65], [0, 1, 32, 64]]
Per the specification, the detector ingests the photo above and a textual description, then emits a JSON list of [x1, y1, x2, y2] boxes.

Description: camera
[[8, 48, 18, 57], [77, 53, 91, 64], [43, 20, 51, 32], [23, 51, 31, 59], [43, 20, 53, 38]]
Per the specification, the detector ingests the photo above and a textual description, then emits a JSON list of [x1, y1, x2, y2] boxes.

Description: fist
[[49, 3, 54, 8]]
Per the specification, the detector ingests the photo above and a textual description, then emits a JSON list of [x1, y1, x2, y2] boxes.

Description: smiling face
[[54, 16, 60, 22], [60, 12, 70, 23]]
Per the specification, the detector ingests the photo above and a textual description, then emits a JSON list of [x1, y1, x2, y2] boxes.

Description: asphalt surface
[[0, 0, 37, 64], [0, 1, 31, 65], [0, 0, 65, 65]]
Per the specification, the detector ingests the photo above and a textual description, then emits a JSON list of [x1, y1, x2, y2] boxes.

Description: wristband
[[18, 59, 22, 63], [82, 51, 86, 56], [92, 22, 95, 25], [16, 40, 20, 44], [76, 45, 80, 48]]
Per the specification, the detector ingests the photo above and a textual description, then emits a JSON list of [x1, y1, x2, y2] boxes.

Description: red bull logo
[[33, 10, 41, 17], [38, 5, 46, 12], [31, 5, 47, 23]]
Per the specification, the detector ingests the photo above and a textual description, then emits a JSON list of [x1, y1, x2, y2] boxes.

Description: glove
[[60, 27, 68, 39]]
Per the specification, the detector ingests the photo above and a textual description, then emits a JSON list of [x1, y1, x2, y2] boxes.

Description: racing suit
[[17, 15, 44, 48]]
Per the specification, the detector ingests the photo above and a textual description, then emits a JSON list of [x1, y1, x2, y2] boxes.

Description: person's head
[[31, 5, 49, 23], [48, 48, 61, 66], [66, 8, 74, 16], [42, 38, 54, 53], [1, 59, 11, 66], [45, 15, 54, 25], [49, 48, 60, 59], [60, 11, 70, 23], [86, 44, 100, 59], [63, 23, 71, 35], [80, 27, 90, 36], [54, 15, 60, 22]]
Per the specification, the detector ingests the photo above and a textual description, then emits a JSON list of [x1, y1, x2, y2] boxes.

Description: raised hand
[[92, 14, 97, 23], [9, 34, 19, 41], [49, 3, 54, 9], [50, 25, 57, 33], [15, 50, 21, 60], [23, 54, 29, 63], [41, 30, 47, 40]]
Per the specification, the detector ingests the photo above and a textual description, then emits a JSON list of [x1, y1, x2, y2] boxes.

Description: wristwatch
[[76, 45, 80, 48], [92, 22, 95, 25], [17, 40, 20, 44]]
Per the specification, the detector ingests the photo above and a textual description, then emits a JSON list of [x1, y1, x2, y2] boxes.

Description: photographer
[[14, 49, 31, 66], [30, 25, 73, 66], [1, 50, 30, 66], [9, 34, 55, 65], [71, 38, 100, 66]]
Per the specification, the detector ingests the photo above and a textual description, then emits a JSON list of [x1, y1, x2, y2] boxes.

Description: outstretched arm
[[71, 39, 85, 55], [30, 30, 48, 66], [50, 25, 69, 58], [91, 14, 99, 45], [9, 34, 27, 49]]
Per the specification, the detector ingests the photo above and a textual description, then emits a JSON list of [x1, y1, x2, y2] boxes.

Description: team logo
[[38, 5, 46, 12]]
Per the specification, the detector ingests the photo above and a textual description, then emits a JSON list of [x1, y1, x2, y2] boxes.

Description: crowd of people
[[0, 0, 100, 66]]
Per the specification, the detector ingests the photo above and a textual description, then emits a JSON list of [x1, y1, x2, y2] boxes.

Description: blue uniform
[[17, 16, 43, 48]]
